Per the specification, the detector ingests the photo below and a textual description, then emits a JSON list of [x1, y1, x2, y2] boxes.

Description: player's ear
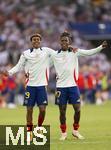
[[69, 38, 72, 44], [69, 34, 73, 44]]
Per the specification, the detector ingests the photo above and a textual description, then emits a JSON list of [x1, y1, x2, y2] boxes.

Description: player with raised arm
[[51, 31, 108, 140]]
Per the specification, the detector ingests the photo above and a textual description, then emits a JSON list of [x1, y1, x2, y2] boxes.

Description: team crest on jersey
[[55, 91, 61, 98]]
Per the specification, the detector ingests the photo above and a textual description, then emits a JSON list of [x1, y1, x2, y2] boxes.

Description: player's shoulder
[[41, 47, 53, 51], [23, 49, 31, 55], [41, 47, 56, 56], [20, 49, 31, 59], [70, 47, 80, 56]]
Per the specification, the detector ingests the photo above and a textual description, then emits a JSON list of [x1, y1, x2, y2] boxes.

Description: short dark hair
[[60, 31, 73, 43], [30, 33, 42, 41]]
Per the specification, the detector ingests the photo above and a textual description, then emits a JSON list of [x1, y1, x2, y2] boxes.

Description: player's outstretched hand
[[68, 45, 78, 53], [102, 41, 108, 49], [1, 70, 9, 77]]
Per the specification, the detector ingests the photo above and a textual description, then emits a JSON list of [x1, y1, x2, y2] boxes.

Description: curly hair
[[60, 31, 73, 43]]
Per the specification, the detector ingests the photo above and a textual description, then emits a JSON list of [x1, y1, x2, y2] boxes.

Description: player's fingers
[[2, 71, 8, 76], [102, 41, 108, 48], [72, 48, 78, 53]]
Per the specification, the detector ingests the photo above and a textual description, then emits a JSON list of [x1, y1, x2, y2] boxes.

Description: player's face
[[31, 36, 41, 48], [60, 36, 70, 50]]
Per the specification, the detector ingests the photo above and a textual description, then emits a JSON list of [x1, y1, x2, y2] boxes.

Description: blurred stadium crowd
[[0, 0, 111, 108]]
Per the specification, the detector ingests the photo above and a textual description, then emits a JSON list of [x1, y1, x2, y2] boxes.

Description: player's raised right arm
[[8, 53, 26, 76], [77, 41, 108, 57]]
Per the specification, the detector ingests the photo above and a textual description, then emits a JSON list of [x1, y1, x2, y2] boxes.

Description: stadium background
[[0, 0, 111, 150]]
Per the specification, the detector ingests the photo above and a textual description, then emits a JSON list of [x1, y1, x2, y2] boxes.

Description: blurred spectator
[[7, 76, 17, 108], [77, 67, 86, 105], [0, 74, 8, 108]]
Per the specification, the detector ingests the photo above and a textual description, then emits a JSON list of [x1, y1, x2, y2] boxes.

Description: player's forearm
[[8, 54, 26, 76], [77, 45, 103, 56], [8, 68, 17, 76], [47, 47, 56, 56], [8, 64, 21, 75]]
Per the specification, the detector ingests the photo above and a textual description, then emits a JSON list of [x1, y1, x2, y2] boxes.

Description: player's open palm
[[102, 41, 108, 48], [2, 70, 9, 77]]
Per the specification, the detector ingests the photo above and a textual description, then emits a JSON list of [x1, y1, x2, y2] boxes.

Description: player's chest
[[26, 51, 47, 62], [54, 53, 74, 64]]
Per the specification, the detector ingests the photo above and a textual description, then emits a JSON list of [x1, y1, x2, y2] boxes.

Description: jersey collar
[[57, 48, 72, 53], [30, 47, 42, 53]]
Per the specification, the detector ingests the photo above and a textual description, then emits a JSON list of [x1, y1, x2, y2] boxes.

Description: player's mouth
[[61, 43, 68, 48], [34, 42, 40, 46]]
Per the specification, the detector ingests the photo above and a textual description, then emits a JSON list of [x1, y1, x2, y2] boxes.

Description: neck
[[33, 46, 40, 49], [61, 48, 68, 51], [61, 47, 68, 51]]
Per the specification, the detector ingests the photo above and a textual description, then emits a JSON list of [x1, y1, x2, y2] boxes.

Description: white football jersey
[[8, 47, 55, 86], [51, 45, 103, 87]]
